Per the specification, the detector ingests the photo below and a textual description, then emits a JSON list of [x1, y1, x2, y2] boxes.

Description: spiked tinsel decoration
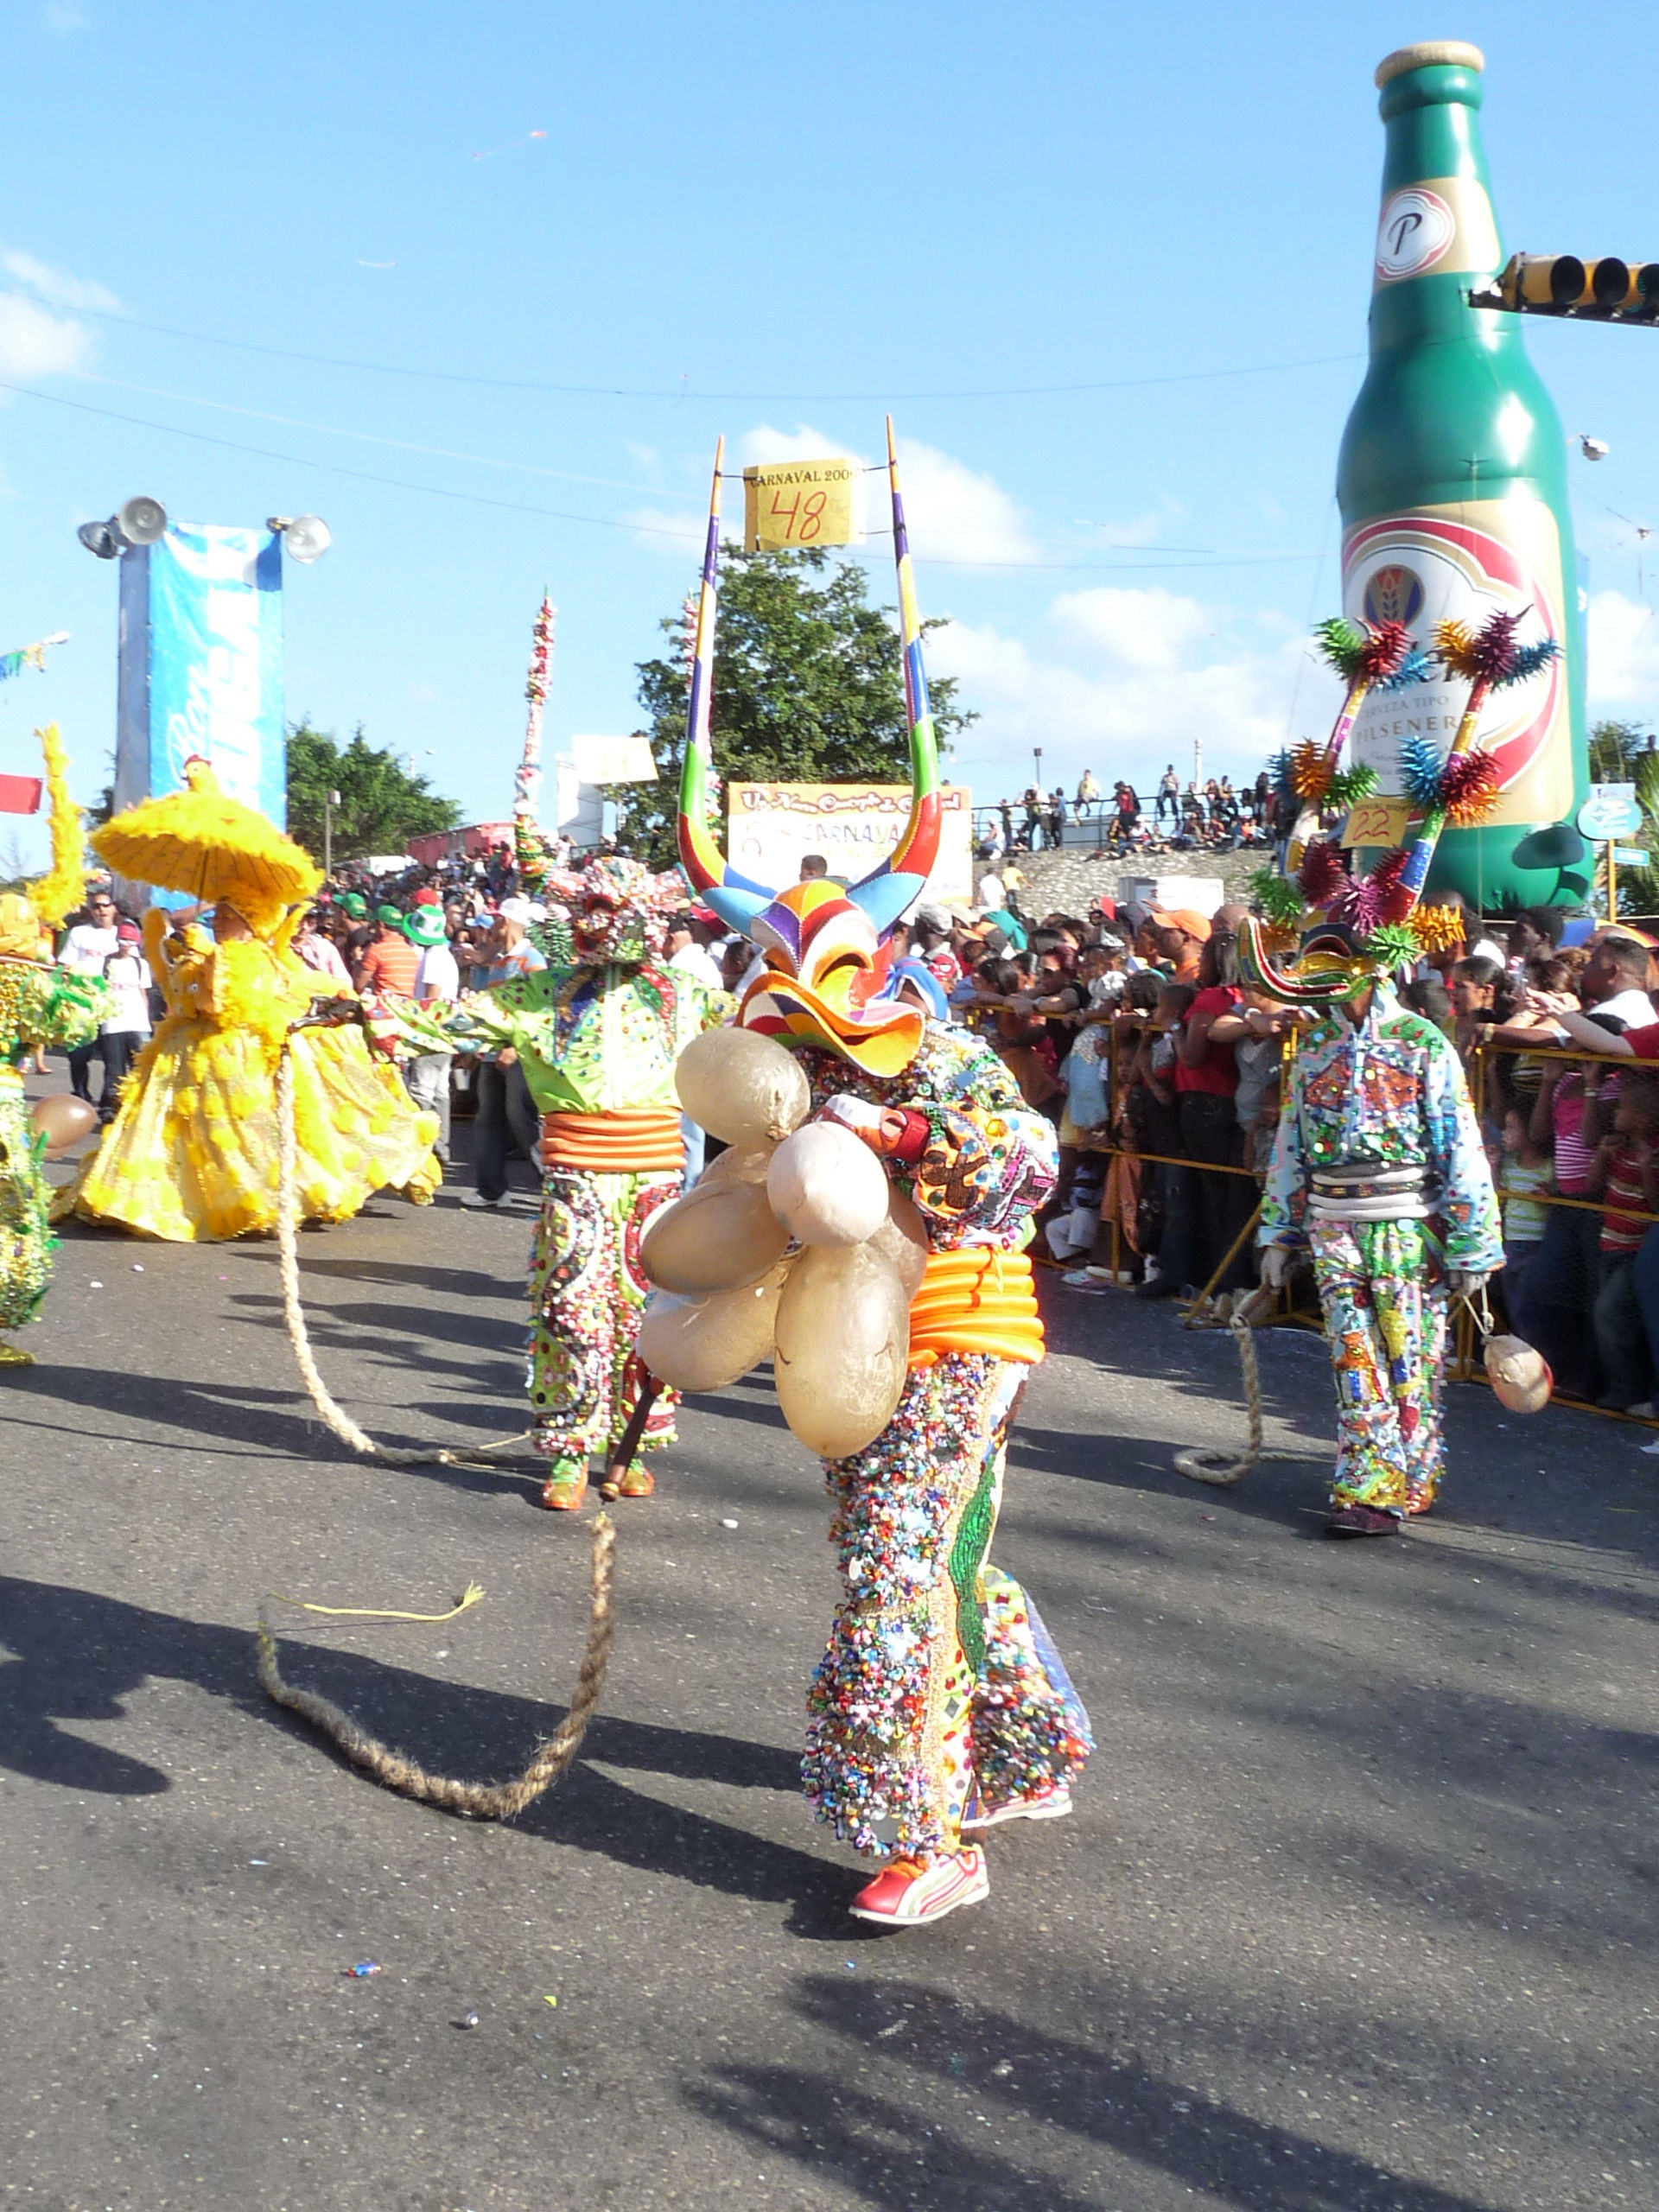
[[1247, 867, 1307, 927], [1289, 739, 1333, 804], [1408, 901, 1468, 953], [1297, 837, 1348, 903]]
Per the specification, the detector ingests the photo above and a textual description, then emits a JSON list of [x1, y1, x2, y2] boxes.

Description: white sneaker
[[1062, 1268, 1110, 1292], [460, 1190, 505, 1209]]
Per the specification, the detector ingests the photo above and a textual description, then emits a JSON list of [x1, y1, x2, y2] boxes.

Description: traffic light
[[1471, 254, 1659, 321]]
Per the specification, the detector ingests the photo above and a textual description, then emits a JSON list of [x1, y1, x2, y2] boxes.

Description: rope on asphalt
[[1173, 1306, 1332, 1488], [256, 1513, 615, 1819], [274, 1046, 537, 1471]]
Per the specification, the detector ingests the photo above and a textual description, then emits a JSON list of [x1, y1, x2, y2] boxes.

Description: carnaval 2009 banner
[[116, 523, 286, 827], [727, 782, 973, 905]]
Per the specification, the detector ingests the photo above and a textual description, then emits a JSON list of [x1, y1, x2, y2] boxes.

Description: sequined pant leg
[[527, 1166, 682, 1462], [1309, 1216, 1446, 1515], [803, 1352, 1090, 1862]]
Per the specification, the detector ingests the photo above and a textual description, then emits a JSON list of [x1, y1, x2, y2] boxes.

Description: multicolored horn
[[1395, 609, 1558, 903], [839, 418, 943, 935], [675, 438, 772, 933]]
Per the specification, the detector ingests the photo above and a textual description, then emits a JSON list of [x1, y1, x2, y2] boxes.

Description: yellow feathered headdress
[[92, 757, 321, 938], [0, 723, 88, 962]]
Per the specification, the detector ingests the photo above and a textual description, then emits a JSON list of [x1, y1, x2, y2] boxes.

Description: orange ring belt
[[540, 1109, 685, 1173], [907, 1246, 1045, 1369]]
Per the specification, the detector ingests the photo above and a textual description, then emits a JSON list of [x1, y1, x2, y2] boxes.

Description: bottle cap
[[1375, 41, 1484, 87]]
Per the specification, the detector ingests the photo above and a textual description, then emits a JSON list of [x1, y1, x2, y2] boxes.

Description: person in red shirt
[[1584, 1071, 1659, 1412], [1172, 923, 1255, 1294], [355, 912, 422, 999], [909, 901, 963, 995]]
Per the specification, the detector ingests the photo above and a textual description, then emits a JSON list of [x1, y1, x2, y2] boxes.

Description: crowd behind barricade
[[45, 826, 1659, 1421], [975, 766, 1291, 861], [904, 870, 1659, 1423]]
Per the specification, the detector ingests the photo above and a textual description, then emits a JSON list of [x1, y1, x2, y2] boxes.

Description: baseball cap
[[498, 896, 535, 925], [1149, 908, 1212, 943], [913, 900, 951, 933], [375, 902, 404, 926], [689, 903, 721, 927], [337, 892, 368, 919], [404, 908, 448, 948]]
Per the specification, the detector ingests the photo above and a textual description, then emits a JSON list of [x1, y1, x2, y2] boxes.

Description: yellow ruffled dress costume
[[70, 763, 440, 1243]]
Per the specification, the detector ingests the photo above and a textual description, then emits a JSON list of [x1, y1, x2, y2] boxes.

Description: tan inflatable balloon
[[773, 1243, 910, 1459], [675, 1026, 810, 1148], [637, 1261, 791, 1393], [32, 1094, 99, 1159], [766, 1121, 889, 1248], [868, 1186, 931, 1299], [639, 1175, 791, 1295], [693, 1143, 775, 1189]]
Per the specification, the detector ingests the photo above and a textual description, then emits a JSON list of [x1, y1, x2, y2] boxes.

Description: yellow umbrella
[[92, 759, 320, 931]]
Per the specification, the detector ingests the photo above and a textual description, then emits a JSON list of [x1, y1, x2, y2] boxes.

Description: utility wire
[[1, 285, 1361, 404], [5, 376, 1325, 575]]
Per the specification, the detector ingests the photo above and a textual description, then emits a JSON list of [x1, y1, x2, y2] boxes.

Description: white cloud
[[2, 249, 118, 312], [1586, 588, 1659, 710], [928, 593, 1344, 796], [893, 437, 1035, 565], [0, 247, 117, 386], [41, 1, 89, 31], [1049, 585, 1215, 673], [0, 290, 93, 380]]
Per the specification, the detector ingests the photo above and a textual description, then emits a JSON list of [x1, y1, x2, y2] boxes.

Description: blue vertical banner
[[114, 523, 285, 827]]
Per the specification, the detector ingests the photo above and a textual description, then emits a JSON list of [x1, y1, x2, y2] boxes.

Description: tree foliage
[[285, 722, 461, 866], [615, 545, 976, 867], [1587, 719, 1659, 916]]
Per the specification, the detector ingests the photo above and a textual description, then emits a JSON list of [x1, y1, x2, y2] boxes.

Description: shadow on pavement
[[0, 1573, 851, 1923], [689, 1971, 1501, 2212]]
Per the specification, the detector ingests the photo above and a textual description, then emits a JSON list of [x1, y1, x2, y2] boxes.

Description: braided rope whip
[[1173, 1304, 1332, 1488], [274, 1046, 536, 1471], [256, 1513, 615, 1819]]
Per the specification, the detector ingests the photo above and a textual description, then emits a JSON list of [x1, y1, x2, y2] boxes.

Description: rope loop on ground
[[273, 1046, 537, 1471], [256, 1513, 615, 1820], [1173, 1305, 1332, 1488]]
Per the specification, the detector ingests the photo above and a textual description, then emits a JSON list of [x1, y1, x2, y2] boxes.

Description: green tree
[[615, 545, 976, 868], [1581, 719, 1659, 916], [285, 721, 461, 868]]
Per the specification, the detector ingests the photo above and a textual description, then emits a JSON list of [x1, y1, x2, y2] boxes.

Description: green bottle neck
[[1370, 60, 1503, 354], [1378, 61, 1489, 190]]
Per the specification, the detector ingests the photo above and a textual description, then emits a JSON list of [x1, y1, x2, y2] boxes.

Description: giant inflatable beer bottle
[[1338, 41, 1588, 909]]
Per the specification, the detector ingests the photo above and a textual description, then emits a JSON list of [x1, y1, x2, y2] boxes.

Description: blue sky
[[3, 0, 1658, 863]]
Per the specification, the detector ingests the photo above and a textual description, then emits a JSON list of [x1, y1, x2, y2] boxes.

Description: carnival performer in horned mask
[[665, 428, 1091, 1925]]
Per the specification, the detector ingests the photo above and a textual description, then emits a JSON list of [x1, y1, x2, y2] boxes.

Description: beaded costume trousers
[[804, 1350, 1093, 1862], [1309, 1216, 1447, 1516], [0, 1075, 52, 1332], [527, 1165, 681, 1463]]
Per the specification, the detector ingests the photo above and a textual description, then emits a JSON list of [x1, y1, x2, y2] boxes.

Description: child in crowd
[[1495, 1103, 1551, 1323], [1585, 1070, 1659, 1414]]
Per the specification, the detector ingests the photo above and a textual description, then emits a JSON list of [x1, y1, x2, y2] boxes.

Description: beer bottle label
[[1342, 499, 1572, 830], [1372, 176, 1499, 286]]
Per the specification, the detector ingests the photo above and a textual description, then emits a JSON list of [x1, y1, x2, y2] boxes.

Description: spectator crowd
[[46, 820, 1659, 1426]]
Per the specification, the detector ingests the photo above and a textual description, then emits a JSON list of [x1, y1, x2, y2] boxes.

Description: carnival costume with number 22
[[676, 424, 1091, 1923], [69, 760, 440, 1242], [1247, 608, 1521, 1530], [448, 839, 728, 1510], [0, 726, 113, 1359]]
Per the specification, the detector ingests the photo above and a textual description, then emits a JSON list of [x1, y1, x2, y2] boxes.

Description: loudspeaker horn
[[282, 513, 332, 563], [116, 495, 168, 544]]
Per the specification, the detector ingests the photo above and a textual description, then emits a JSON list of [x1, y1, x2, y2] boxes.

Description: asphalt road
[[2, 1121, 1656, 2211]]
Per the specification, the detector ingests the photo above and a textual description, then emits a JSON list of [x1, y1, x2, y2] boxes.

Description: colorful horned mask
[[1243, 607, 1560, 1001], [676, 420, 944, 1077]]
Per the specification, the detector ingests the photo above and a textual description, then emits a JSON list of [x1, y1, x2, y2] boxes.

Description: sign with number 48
[[743, 458, 862, 552]]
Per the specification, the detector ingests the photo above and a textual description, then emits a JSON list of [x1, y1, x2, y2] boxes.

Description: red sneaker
[[962, 1783, 1072, 1832], [1325, 1503, 1399, 1537], [849, 1847, 989, 1927]]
